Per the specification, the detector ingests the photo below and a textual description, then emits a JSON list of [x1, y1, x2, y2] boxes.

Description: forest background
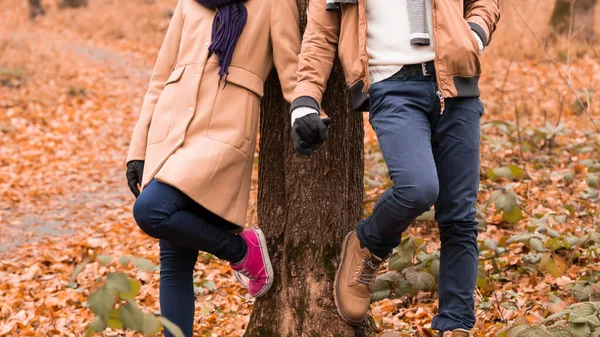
[[1, 0, 600, 336]]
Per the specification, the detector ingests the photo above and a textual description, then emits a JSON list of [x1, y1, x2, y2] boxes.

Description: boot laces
[[355, 257, 379, 286]]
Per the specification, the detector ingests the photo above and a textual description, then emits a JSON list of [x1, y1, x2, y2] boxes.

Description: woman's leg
[[133, 180, 247, 263], [159, 239, 197, 337], [133, 180, 273, 298]]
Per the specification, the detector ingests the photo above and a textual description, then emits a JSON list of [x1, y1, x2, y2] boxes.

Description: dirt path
[[0, 6, 254, 336], [0, 30, 152, 253]]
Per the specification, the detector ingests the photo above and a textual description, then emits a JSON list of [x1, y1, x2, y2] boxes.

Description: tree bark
[[58, 0, 88, 8], [28, 0, 45, 19], [245, 1, 371, 336], [550, 0, 597, 40]]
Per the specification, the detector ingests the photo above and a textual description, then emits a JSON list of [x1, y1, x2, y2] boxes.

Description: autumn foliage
[[1, 0, 600, 336]]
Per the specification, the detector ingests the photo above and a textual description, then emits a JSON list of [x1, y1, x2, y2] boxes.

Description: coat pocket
[[147, 65, 187, 145], [464, 20, 481, 56], [457, 18, 482, 75], [208, 87, 257, 151], [245, 92, 259, 141], [207, 66, 263, 153], [435, 0, 482, 77]]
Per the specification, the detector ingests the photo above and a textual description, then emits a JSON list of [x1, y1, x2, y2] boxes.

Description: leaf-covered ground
[[1, 1, 599, 336]]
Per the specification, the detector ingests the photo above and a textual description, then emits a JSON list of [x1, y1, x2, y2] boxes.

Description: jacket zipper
[[431, 0, 445, 114], [436, 90, 445, 115]]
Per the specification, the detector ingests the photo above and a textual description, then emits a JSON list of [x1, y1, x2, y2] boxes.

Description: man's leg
[[335, 76, 440, 325], [357, 77, 440, 258], [429, 96, 483, 333]]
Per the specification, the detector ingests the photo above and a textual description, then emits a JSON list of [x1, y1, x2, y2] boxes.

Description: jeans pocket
[[368, 113, 378, 134], [368, 82, 385, 121], [367, 96, 381, 133], [477, 98, 485, 117]]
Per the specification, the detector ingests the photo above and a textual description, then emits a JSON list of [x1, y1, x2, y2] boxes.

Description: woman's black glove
[[126, 160, 145, 198]]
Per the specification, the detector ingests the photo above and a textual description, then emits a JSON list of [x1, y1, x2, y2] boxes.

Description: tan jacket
[[291, 0, 500, 112], [127, 0, 300, 227]]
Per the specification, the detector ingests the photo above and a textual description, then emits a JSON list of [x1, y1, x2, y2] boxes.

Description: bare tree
[[550, 0, 598, 40], [244, 1, 372, 336], [59, 0, 88, 8], [28, 0, 45, 19]]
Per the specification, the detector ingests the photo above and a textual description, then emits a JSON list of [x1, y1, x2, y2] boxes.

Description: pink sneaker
[[230, 226, 274, 298]]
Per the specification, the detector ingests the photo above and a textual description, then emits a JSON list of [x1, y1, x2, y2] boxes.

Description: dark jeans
[[356, 74, 483, 332], [133, 180, 247, 337]]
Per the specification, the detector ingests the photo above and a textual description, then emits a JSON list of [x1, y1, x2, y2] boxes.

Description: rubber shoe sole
[[333, 231, 364, 326], [249, 227, 274, 298]]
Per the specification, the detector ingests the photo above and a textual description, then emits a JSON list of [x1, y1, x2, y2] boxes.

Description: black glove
[[126, 160, 144, 198], [292, 114, 331, 156]]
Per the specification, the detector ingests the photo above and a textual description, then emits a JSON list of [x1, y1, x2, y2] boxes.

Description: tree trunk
[[245, 1, 372, 336], [550, 0, 597, 40], [58, 0, 88, 8], [28, 0, 45, 19]]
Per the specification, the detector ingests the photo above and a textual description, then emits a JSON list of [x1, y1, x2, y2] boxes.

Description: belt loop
[[398, 67, 407, 80], [422, 62, 432, 77]]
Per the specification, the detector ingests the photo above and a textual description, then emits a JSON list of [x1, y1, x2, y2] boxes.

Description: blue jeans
[[356, 74, 483, 332], [133, 180, 247, 337]]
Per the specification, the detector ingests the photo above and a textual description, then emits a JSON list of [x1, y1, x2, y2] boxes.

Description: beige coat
[[292, 0, 500, 112], [127, 0, 300, 227]]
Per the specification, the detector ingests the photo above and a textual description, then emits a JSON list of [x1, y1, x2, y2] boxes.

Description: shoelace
[[355, 258, 379, 286], [234, 265, 257, 290], [234, 270, 250, 289]]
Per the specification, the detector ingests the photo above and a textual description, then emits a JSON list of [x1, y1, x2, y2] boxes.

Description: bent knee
[[133, 195, 167, 238], [393, 180, 439, 213]]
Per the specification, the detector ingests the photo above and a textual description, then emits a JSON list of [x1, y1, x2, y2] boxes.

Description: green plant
[[371, 237, 439, 302], [81, 256, 184, 337], [487, 188, 524, 225], [484, 213, 600, 278], [497, 302, 600, 337]]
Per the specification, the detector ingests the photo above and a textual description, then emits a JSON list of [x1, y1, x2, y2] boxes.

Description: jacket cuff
[[468, 22, 488, 46], [290, 96, 320, 113]]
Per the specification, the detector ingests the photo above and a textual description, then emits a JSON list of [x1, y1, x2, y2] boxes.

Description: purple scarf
[[195, 0, 247, 79]]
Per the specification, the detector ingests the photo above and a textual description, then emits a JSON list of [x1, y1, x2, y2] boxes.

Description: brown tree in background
[[28, 0, 45, 19], [59, 0, 88, 8], [550, 0, 598, 40], [244, 1, 372, 336]]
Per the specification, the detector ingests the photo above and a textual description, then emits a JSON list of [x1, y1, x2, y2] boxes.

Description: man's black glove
[[292, 111, 331, 156], [126, 160, 145, 198]]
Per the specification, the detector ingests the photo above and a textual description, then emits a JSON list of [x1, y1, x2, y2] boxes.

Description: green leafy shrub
[[79, 255, 184, 337], [372, 237, 439, 302]]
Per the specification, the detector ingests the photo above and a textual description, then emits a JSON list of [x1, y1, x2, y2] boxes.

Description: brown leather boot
[[442, 329, 473, 337], [334, 231, 384, 325]]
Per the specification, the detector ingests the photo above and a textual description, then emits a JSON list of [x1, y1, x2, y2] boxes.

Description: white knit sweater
[[366, 0, 436, 84]]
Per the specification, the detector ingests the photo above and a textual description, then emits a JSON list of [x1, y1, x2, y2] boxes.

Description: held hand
[[291, 108, 331, 156], [126, 160, 145, 198]]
